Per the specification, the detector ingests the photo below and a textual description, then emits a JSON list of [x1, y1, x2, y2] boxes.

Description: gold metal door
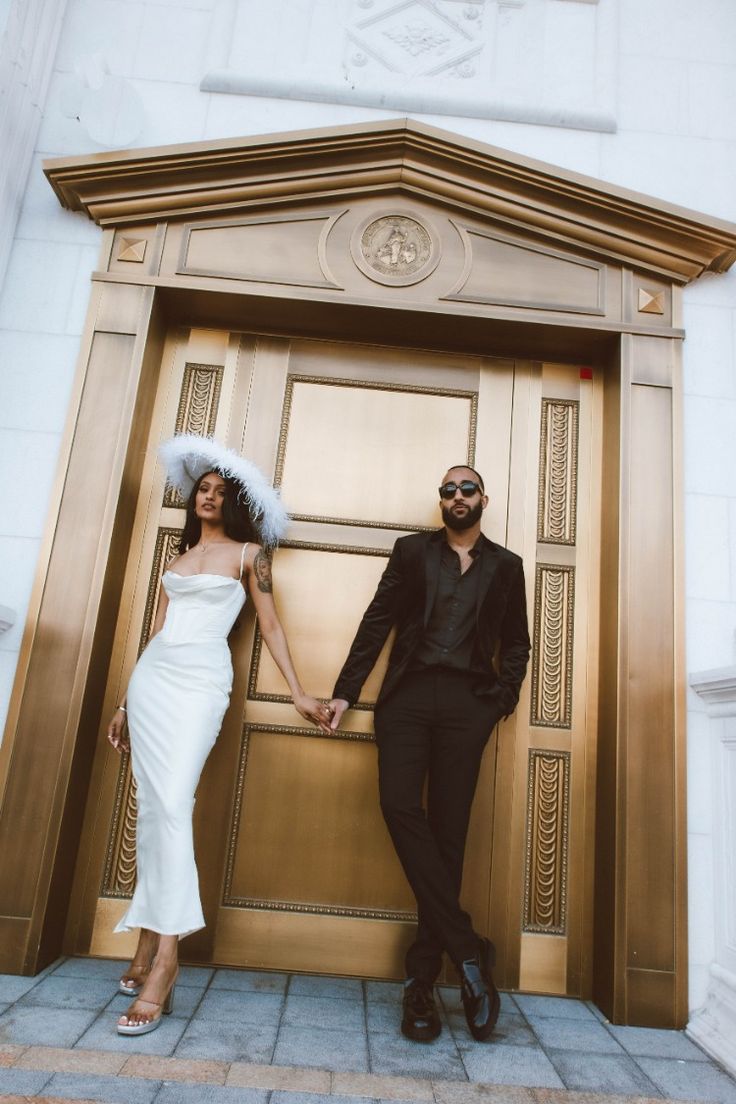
[[67, 326, 600, 994]]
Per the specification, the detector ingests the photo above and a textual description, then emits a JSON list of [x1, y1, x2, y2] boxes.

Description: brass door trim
[[163, 363, 224, 507], [274, 373, 478, 531], [43, 118, 736, 281], [247, 630, 378, 711], [221, 722, 415, 924], [445, 221, 607, 316], [537, 399, 580, 547], [177, 210, 346, 290], [523, 749, 571, 935], [530, 564, 576, 731]]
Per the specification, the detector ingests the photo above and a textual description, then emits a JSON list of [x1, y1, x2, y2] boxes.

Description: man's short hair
[[445, 464, 485, 493]]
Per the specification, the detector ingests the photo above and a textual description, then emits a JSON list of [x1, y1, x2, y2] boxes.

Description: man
[[328, 466, 530, 1043]]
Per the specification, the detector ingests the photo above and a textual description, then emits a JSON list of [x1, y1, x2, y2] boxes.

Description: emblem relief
[[351, 212, 440, 286]]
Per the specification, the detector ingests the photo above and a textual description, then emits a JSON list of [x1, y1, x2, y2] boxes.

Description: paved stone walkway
[[0, 958, 734, 1103]]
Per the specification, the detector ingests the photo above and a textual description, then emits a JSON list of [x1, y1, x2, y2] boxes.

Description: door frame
[[3, 118, 734, 1027]]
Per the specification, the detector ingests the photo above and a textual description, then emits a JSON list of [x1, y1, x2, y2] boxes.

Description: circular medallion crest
[[351, 213, 439, 286]]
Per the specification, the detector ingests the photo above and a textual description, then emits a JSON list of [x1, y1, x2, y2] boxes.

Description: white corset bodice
[[158, 571, 246, 644]]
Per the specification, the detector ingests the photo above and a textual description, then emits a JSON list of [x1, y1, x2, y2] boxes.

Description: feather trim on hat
[[159, 434, 289, 547]]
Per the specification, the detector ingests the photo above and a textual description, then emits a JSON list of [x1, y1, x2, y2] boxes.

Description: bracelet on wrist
[[117, 705, 127, 713]]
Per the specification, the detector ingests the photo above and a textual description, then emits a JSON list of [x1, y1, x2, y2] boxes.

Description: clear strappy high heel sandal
[[117, 980, 176, 1036]]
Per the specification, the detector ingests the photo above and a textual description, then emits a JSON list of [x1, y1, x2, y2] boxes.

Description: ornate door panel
[[68, 328, 600, 993]]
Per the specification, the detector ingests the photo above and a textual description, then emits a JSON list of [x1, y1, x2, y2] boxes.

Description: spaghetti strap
[[239, 543, 249, 581]]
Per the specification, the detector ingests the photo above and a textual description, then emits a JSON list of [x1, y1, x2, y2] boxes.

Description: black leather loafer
[[401, 978, 441, 1042], [460, 937, 500, 1042]]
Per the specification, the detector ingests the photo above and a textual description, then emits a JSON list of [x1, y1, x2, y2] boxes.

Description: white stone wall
[[0, 0, 735, 1015]]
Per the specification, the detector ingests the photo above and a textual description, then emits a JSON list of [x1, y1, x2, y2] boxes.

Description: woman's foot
[[117, 953, 178, 1033], [119, 929, 159, 995]]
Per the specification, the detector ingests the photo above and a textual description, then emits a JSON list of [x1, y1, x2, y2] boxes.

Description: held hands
[[107, 707, 130, 754], [327, 698, 349, 732], [293, 693, 335, 735]]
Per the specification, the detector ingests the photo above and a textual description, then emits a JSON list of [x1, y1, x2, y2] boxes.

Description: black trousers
[[375, 666, 501, 983]]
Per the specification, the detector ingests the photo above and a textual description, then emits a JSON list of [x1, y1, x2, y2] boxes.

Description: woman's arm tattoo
[[253, 549, 273, 593]]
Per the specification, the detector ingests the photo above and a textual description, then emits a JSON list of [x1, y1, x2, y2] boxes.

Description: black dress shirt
[[412, 537, 483, 672]]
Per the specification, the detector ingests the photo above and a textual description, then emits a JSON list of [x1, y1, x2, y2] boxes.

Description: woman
[[106, 434, 331, 1035]]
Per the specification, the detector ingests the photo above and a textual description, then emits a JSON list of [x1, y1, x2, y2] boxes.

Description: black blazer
[[333, 529, 531, 714]]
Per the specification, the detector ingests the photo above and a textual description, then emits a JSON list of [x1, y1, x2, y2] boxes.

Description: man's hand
[[327, 698, 349, 731]]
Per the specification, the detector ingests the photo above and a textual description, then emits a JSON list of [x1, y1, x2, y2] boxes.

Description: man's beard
[[442, 500, 483, 531]]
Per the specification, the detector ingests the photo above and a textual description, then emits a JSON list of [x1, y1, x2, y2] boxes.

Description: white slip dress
[[114, 543, 248, 938]]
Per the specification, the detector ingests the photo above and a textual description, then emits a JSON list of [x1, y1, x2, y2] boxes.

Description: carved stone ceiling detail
[[346, 0, 484, 80]]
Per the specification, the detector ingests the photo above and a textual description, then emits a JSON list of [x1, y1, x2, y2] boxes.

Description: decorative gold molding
[[137, 527, 182, 656], [221, 724, 413, 922], [638, 287, 665, 315], [523, 749, 570, 934], [530, 564, 575, 729], [163, 364, 224, 508], [43, 119, 736, 282], [117, 237, 147, 263], [102, 526, 183, 899], [274, 373, 476, 531], [538, 399, 579, 546]]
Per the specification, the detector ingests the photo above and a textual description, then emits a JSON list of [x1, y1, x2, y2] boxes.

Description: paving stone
[[73, 1011, 188, 1056], [526, 1016, 625, 1054], [51, 959, 131, 981], [459, 1043, 564, 1088], [545, 1049, 662, 1095], [449, 1011, 534, 1048], [16, 1046, 124, 1075], [225, 1061, 331, 1092], [287, 975, 364, 1000], [283, 994, 365, 1034], [513, 995, 599, 1022], [0, 1046, 26, 1068], [434, 1083, 534, 1104], [154, 1084, 268, 1104], [366, 997, 448, 1036], [584, 1001, 610, 1024], [607, 1025, 709, 1061], [365, 982, 404, 1006], [439, 987, 518, 1017], [0, 975, 43, 1002], [210, 970, 288, 994], [333, 1070, 434, 1100], [174, 967, 215, 989], [0, 1005, 98, 1048], [17, 976, 117, 1013], [531, 1093, 664, 1104], [271, 1095, 372, 1104], [174, 1020, 278, 1064], [195, 990, 284, 1027], [40, 1070, 160, 1102], [108, 984, 204, 1019], [120, 1054, 228, 1083], [273, 1024, 369, 1072], [636, 1056, 736, 1102], [367, 1032, 465, 1081], [0, 1067, 54, 1095]]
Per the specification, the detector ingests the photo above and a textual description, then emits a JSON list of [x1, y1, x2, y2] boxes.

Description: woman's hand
[[293, 693, 334, 734], [107, 708, 130, 754]]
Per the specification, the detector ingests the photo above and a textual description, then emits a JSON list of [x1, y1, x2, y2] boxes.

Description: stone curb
[[0, 1043, 703, 1104]]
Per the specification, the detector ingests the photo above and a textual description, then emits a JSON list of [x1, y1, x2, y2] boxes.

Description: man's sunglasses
[[438, 480, 483, 499]]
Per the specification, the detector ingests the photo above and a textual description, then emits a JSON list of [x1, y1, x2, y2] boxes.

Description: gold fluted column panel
[[0, 277, 165, 973], [594, 333, 687, 1028]]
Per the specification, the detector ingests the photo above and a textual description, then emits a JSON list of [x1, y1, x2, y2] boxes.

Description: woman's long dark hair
[[178, 471, 259, 553]]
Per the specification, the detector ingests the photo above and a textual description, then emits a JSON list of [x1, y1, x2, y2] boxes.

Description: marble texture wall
[[0, 0, 735, 1023]]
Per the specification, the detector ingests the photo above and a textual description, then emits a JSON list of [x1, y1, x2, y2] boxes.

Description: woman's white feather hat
[[159, 434, 289, 547]]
